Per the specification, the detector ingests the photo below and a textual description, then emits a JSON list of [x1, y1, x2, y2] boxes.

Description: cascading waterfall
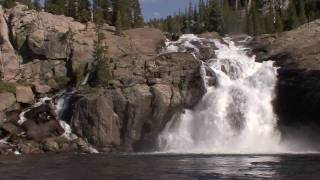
[[158, 35, 287, 153], [18, 90, 77, 140]]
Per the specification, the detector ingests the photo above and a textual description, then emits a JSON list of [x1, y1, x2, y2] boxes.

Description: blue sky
[[39, 0, 196, 21], [141, 0, 197, 21]]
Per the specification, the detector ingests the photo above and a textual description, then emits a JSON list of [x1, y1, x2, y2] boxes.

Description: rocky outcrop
[[0, 4, 211, 154], [249, 20, 320, 131], [0, 92, 15, 111], [70, 52, 206, 152], [15, 85, 34, 103], [70, 92, 121, 152], [0, 5, 21, 80]]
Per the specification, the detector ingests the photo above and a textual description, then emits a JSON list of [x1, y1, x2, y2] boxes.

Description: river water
[[0, 153, 319, 179]]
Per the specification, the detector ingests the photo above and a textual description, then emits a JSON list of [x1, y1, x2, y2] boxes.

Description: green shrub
[[54, 76, 69, 86], [0, 81, 16, 93]]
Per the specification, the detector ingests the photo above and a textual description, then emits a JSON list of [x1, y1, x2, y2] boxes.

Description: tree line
[[1, 0, 144, 31], [148, 0, 320, 35]]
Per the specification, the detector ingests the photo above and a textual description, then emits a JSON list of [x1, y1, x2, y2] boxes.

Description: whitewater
[[158, 34, 288, 154]]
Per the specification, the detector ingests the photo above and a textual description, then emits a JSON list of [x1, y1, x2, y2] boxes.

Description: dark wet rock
[[18, 140, 43, 154], [70, 92, 121, 150], [23, 119, 64, 141], [2, 122, 23, 136], [250, 20, 320, 130], [43, 138, 60, 152]]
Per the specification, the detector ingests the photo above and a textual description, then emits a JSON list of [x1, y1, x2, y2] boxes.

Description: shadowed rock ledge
[[248, 19, 320, 148]]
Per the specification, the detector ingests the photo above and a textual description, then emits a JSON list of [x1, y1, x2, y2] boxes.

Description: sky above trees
[[37, 0, 196, 21], [141, 0, 197, 20]]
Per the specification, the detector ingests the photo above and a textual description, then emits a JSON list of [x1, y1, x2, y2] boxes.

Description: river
[[0, 153, 319, 179]]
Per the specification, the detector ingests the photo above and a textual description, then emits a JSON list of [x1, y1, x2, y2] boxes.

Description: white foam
[[159, 35, 288, 154], [59, 120, 78, 141]]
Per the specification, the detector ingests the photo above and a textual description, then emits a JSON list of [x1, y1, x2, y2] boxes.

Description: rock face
[[70, 52, 205, 152], [15, 86, 34, 104], [0, 92, 16, 111], [0, 5, 21, 80], [70, 92, 121, 151], [250, 20, 320, 133], [0, 4, 209, 154]]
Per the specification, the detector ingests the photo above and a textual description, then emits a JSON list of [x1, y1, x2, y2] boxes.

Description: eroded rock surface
[[0, 4, 210, 154]]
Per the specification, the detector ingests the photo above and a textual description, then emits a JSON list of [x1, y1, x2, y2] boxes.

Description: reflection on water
[[0, 154, 319, 179]]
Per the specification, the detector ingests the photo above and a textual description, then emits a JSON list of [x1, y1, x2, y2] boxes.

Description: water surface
[[0, 153, 319, 179]]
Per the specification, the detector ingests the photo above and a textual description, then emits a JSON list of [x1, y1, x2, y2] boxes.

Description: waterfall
[[18, 90, 77, 140], [158, 35, 286, 153]]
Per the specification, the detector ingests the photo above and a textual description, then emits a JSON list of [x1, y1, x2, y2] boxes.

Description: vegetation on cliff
[[0, 0, 144, 31], [148, 0, 320, 35]]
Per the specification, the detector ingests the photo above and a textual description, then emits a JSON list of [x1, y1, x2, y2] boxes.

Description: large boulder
[[15, 86, 34, 104], [0, 92, 16, 111], [23, 119, 64, 141], [70, 91, 121, 151], [125, 28, 165, 55]]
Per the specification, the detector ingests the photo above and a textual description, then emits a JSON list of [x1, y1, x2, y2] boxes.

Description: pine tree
[[198, 0, 206, 32], [132, 0, 144, 28], [113, 0, 132, 30], [77, 0, 91, 22], [264, 4, 275, 34], [284, 0, 300, 30], [45, 0, 65, 15], [297, 0, 307, 24], [32, 0, 41, 10], [246, 1, 262, 35], [94, 27, 112, 86], [181, 13, 189, 33], [93, 0, 112, 24], [274, 9, 284, 33], [222, 0, 237, 33], [207, 0, 224, 34], [187, 0, 193, 32], [2, 0, 16, 8]]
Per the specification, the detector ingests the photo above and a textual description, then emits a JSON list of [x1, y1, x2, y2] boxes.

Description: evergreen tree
[[274, 9, 284, 33], [91, 25, 112, 87], [65, 0, 77, 18], [187, 0, 193, 31], [132, 0, 144, 28], [198, 0, 206, 32], [93, 0, 111, 24], [246, 1, 262, 35], [45, 0, 65, 15], [297, 0, 307, 24], [113, 0, 132, 30], [223, 0, 238, 33], [284, 0, 300, 30], [32, 0, 41, 10], [263, 4, 275, 34], [2, 0, 16, 8], [77, 0, 91, 22], [207, 0, 224, 34], [181, 13, 189, 33]]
